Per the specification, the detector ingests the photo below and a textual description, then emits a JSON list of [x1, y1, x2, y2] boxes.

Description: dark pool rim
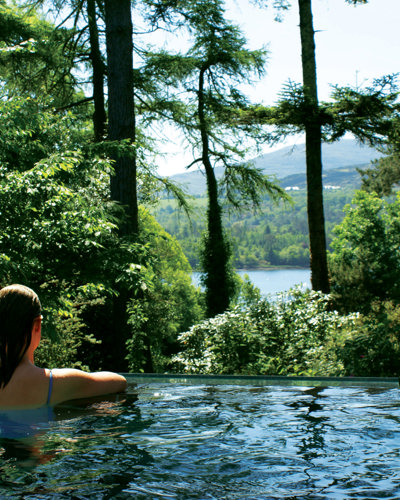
[[122, 373, 400, 388]]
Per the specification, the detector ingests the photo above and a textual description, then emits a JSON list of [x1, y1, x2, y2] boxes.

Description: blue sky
[[156, 0, 400, 175], [229, 0, 399, 103]]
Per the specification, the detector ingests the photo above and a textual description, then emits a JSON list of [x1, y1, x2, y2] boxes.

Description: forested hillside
[[154, 188, 355, 268], [154, 139, 379, 269]]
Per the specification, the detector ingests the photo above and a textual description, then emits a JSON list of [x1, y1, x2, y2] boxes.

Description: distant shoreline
[[236, 266, 309, 272], [192, 266, 309, 272]]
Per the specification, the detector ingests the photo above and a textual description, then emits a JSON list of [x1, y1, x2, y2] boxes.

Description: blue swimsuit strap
[[46, 370, 53, 405]]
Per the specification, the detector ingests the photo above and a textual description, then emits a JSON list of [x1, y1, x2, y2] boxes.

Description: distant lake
[[192, 269, 311, 297]]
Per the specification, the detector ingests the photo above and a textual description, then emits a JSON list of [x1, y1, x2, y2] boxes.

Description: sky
[[155, 0, 400, 176]]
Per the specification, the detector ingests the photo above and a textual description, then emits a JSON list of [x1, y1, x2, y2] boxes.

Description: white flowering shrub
[[173, 287, 359, 376]]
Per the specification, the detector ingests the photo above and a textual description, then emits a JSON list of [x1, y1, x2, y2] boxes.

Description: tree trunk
[[203, 158, 231, 317], [198, 66, 232, 317], [298, 0, 330, 293], [104, 0, 138, 236], [104, 0, 137, 371], [87, 0, 106, 141]]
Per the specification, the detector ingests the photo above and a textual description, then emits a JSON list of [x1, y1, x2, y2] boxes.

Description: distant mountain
[[171, 169, 210, 197], [280, 163, 372, 190], [169, 139, 383, 196], [252, 139, 382, 178]]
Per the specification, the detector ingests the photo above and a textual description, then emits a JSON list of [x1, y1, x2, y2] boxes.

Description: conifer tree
[[23, 0, 106, 137], [104, 0, 138, 236], [0, 1, 79, 105], [298, 0, 329, 293], [144, 0, 286, 317], [246, 0, 397, 293]]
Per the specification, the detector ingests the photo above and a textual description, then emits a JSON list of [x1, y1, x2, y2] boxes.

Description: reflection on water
[[0, 384, 399, 498], [288, 387, 329, 462]]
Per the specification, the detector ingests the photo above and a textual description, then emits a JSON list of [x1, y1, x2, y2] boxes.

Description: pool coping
[[122, 373, 400, 388]]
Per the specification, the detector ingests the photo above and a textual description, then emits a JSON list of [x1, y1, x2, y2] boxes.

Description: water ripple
[[0, 384, 399, 498]]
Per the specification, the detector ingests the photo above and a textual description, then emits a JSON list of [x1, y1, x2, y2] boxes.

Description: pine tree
[[143, 0, 287, 316], [104, 0, 138, 236], [298, 0, 329, 293]]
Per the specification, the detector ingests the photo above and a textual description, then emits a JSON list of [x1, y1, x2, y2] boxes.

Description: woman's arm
[[50, 368, 127, 404]]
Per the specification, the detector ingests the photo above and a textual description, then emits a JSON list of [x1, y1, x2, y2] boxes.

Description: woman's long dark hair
[[0, 285, 41, 389]]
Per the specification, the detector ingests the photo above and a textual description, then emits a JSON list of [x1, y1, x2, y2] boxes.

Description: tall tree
[[298, 0, 329, 293], [246, 0, 396, 293], [197, 55, 235, 317], [104, 0, 138, 236], [144, 0, 287, 317], [245, 0, 330, 292]]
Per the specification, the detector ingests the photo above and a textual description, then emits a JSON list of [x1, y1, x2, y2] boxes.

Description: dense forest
[[155, 188, 355, 269], [2, 0, 400, 377]]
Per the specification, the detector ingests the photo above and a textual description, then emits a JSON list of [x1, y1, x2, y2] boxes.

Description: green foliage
[[360, 152, 400, 196], [34, 293, 101, 371], [234, 273, 262, 307], [0, 137, 153, 369], [359, 113, 400, 196], [0, 96, 91, 172], [125, 208, 204, 372], [0, 150, 125, 292], [173, 288, 357, 376], [0, 96, 203, 371], [329, 190, 400, 312], [0, 98, 144, 301], [173, 284, 400, 378], [154, 189, 353, 269], [337, 301, 400, 377], [221, 163, 289, 210], [199, 224, 237, 317], [327, 76, 399, 144], [244, 76, 399, 147], [0, 1, 81, 104]]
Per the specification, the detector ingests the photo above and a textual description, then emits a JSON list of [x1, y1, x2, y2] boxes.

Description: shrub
[[173, 288, 358, 376], [330, 190, 400, 313], [337, 300, 400, 377]]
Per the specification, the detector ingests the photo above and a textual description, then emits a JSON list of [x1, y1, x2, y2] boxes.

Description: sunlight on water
[[0, 382, 399, 499]]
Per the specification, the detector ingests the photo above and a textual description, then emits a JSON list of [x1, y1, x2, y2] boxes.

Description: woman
[[0, 284, 127, 408]]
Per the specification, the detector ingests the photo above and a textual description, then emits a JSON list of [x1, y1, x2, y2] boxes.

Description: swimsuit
[[0, 370, 55, 439], [46, 370, 53, 405]]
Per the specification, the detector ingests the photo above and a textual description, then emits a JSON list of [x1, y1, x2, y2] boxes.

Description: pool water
[[0, 377, 400, 499]]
